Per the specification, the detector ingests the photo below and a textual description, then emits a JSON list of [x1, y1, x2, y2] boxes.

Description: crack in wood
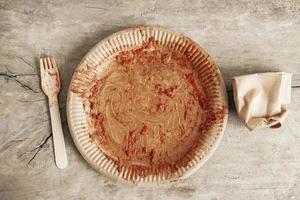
[[17, 98, 46, 103], [224, 175, 240, 180], [0, 70, 38, 77], [0, 138, 27, 153], [16, 56, 36, 71], [240, 187, 291, 190], [27, 133, 52, 165], [0, 72, 39, 93], [84, 6, 109, 10]]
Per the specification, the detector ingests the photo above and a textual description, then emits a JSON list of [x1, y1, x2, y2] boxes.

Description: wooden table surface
[[1, 0, 300, 199]]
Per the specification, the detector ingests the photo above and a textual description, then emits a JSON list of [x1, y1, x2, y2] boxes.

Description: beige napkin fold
[[232, 72, 292, 130]]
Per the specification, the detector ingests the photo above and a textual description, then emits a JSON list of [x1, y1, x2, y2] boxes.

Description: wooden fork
[[40, 57, 68, 169]]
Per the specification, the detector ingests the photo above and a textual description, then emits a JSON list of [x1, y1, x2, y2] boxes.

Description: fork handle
[[49, 96, 68, 169]]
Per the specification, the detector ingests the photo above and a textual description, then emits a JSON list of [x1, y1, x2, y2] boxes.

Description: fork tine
[[47, 57, 53, 69], [50, 57, 57, 69], [40, 58, 44, 70], [40, 58, 45, 77], [43, 58, 48, 69]]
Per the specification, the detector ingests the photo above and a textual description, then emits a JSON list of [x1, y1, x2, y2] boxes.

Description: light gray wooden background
[[0, 0, 300, 199]]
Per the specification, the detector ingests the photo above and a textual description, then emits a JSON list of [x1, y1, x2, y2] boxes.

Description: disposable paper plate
[[67, 26, 228, 185]]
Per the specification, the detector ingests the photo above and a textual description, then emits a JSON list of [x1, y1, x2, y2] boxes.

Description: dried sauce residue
[[156, 103, 167, 112], [155, 84, 179, 98], [140, 125, 147, 135], [159, 131, 166, 144], [185, 73, 201, 101], [48, 71, 60, 89], [90, 113, 108, 145], [149, 149, 156, 164], [202, 106, 227, 131]]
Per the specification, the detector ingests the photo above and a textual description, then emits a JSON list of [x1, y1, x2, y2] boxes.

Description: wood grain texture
[[0, 0, 299, 199]]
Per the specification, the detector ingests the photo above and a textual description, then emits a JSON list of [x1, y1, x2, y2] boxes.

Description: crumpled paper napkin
[[232, 72, 292, 130]]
